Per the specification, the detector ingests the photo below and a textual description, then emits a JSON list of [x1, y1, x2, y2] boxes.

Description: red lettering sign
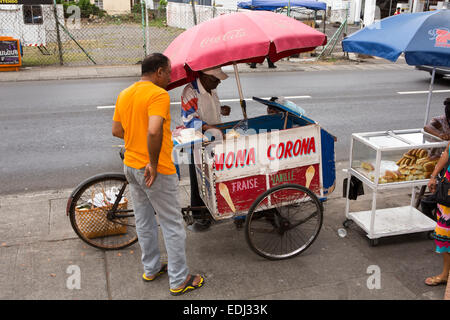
[[235, 149, 246, 168], [216, 175, 266, 215], [267, 144, 276, 160], [214, 153, 224, 171], [246, 147, 256, 165], [308, 137, 316, 154], [276, 142, 285, 159], [285, 140, 293, 158], [215, 136, 317, 171], [225, 152, 234, 169], [300, 138, 309, 155], [265, 136, 317, 161], [293, 139, 301, 156]]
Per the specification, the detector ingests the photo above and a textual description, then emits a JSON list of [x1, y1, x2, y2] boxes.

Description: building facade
[[90, 0, 138, 15]]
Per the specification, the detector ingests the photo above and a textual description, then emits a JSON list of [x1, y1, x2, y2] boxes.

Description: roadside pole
[[145, 0, 150, 56], [141, 2, 147, 56], [191, 0, 198, 25], [53, 0, 64, 66]]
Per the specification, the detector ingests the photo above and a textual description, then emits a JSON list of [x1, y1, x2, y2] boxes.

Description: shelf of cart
[[348, 168, 429, 190], [348, 206, 436, 239]]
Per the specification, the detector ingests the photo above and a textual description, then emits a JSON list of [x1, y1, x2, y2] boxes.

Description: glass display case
[[350, 129, 445, 189], [344, 129, 448, 245]]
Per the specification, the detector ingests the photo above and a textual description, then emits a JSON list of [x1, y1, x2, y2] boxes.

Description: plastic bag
[[275, 97, 306, 117]]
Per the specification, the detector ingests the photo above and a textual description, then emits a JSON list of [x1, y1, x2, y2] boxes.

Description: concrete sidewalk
[[0, 161, 447, 300], [0, 54, 411, 83]]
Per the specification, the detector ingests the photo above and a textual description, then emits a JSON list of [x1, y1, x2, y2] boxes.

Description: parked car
[[415, 65, 450, 79]]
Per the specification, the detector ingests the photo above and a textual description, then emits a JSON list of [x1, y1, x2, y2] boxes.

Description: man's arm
[[181, 86, 206, 129], [112, 120, 125, 139], [144, 115, 164, 188]]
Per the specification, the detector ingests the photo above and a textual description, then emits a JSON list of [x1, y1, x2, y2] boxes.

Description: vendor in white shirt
[[181, 67, 231, 132], [180, 67, 230, 231]]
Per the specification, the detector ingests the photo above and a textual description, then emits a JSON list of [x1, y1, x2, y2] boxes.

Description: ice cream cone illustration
[[218, 183, 236, 213], [305, 165, 315, 189]]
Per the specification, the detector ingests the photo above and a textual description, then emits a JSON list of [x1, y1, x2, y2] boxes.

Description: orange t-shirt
[[113, 81, 176, 175]]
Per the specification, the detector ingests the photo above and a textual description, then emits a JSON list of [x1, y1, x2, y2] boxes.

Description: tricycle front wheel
[[245, 184, 323, 260]]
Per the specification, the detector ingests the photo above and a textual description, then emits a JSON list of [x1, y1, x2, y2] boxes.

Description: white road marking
[[97, 95, 311, 109], [97, 105, 115, 109], [397, 89, 450, 95]]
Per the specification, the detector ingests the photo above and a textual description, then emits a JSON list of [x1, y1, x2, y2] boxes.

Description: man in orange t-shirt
[[112, 53, 204, 296]]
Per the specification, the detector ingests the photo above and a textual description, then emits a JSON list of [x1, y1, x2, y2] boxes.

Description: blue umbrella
[[237, 0, 327, 12], [342, 9, 450, 125]]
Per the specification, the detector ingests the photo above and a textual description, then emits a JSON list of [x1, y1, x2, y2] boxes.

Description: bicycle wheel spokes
[[70, 175, 138, 250], [246, 185, 323, 260]]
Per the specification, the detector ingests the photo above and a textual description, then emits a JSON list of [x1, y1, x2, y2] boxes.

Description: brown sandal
[[424, 275, 447, 286]]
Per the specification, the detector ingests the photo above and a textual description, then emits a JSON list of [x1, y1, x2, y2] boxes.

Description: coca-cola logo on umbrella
[[200, 29, 247, 48], [429, 28, 450, 48]]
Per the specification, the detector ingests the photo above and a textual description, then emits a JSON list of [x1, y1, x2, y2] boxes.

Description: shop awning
[[237, 0, 327, 11]]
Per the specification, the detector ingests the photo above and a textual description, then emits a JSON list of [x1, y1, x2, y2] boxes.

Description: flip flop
[[170, 274, 204, 296], [424, 275, 447, 286], [142, 263, 168, 282]]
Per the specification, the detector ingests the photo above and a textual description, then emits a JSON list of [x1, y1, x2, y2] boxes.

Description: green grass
[[21, 46, 94, 66], [19, 18, 184, 67]]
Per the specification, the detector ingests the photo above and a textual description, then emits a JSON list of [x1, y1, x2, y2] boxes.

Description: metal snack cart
[[173, 97, 337, 260], [343, 129, 447, 246]]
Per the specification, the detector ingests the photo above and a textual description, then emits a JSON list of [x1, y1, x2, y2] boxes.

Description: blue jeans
[[124, 165, 189, 289]]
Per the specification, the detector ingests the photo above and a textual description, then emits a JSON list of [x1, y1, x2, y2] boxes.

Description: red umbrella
[[164, 11, 327, 117]]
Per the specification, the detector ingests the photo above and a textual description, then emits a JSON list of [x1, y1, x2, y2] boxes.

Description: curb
[[0, 56, 410, 83]]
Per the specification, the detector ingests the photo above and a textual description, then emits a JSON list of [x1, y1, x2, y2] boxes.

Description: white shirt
[[181, 78, 221, 128]]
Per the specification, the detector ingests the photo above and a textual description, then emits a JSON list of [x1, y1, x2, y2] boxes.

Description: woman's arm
[[427, 142, 450, 192]]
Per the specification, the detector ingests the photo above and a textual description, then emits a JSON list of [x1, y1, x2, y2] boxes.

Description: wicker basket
[[75, 191, 128, 239]]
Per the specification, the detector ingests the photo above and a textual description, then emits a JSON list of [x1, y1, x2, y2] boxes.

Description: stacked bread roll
[[365, 149, 437, 184], [396, 148, 428, 166], [395, 149, 437, 181]]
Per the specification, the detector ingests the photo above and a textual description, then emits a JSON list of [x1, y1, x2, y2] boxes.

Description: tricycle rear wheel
[[68, 173, 138, 250], [245, 184, 323, 260]]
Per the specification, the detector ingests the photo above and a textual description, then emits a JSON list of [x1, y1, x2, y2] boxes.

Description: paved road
[[1, 68, 449, 194]]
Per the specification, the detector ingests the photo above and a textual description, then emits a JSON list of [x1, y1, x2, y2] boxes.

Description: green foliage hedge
[[56, 0, 106, 18]]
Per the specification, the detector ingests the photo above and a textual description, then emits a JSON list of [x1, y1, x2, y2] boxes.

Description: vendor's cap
[[202, 67, 228, 80]]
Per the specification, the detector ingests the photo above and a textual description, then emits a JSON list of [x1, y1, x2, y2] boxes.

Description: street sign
[[0, 37, 21, 71], [0, 0, 53, 4]]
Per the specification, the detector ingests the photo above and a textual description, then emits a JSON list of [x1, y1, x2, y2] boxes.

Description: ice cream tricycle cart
[[66, 96, 337, 258], [164, 10, 333, 260], [66, 11, 335, 258], [173, 97, 337, 260]]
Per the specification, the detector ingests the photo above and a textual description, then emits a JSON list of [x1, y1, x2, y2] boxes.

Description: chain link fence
[[0, 2, 185, 67], [0, 1, 346, 67]]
